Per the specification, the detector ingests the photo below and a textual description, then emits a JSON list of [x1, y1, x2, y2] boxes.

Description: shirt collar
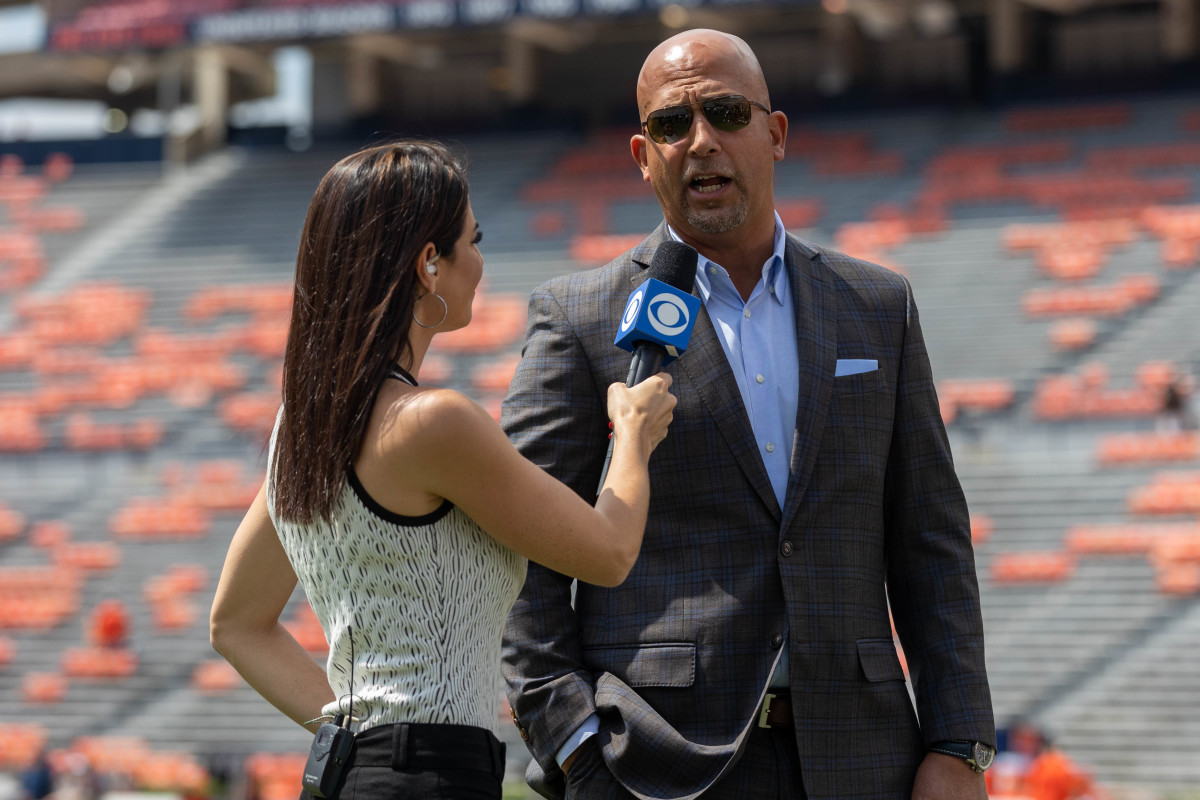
[[667, 211, 788, 307]]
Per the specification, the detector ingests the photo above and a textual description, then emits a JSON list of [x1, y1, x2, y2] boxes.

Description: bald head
[[636, 30, 770, 118]]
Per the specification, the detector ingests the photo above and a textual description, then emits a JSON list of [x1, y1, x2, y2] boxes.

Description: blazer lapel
[[781, 236, 838, 533], [638, 225, 780, 523]]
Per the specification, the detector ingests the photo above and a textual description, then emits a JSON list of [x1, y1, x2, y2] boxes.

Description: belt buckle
[[757, 692, 777, 729]]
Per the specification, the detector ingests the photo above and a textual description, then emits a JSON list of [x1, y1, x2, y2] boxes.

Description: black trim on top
[[388, 364, 418, 386], [346, 466, 453, 527]]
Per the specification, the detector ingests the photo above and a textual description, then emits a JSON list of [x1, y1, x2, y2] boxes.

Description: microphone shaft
[[596, 343, 667, 498]]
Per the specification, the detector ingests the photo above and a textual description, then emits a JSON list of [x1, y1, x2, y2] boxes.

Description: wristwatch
[[929, 740, 995, 773]]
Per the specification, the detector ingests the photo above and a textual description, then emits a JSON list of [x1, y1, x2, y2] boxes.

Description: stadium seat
[[990, 552, 1076, 583], [0, 636, 15, 666], [471, 353, 521, 394], [0, 503, 25, 541], [1096, 433, 1199, 465], [1048, 318, 1097, 351], [970, 514, 994, 545], [570, 234, 648, 265], [192, 659, 242, 693], [22, 672, 68, 704], [1127, 472, 1200, 515], [61, 646, 138, 678]]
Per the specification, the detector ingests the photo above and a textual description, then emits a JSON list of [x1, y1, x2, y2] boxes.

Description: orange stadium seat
[[990, 552, 1076, 583], [0, 566, 82, 629], [1127, 472, 1200, 515], [1155, 562, 1200, 595], [939, 379, 1016, 413], [0, 636, 15, 666], [218, 391, 279, 439], [0, 725, 47, 770], [54, 542, 121, 572], [1064, 522, 1200, 555], [471, 353, 521, 394], [431, 292, 526, 353], [246, 753, 307, 800], [61, 646, 138, 678], [530, 209, 566, 237], [776, 198, 823, 229], [0, 503, 25, 541], [193, 659, 242, 693], [570, 234, 646, 265], [970, 514, 994, 545], [1162, 238, 1199, 268], [29, 520, 71, 549], [1048, 318, 1097, 351], [283, 602, 328, 655], [22, 672, 68, 704], [1086, 142, 1200, 171], [43, 152, 74, 182], [109, 498, 211, 539], [1097, 433, 1199, 465]]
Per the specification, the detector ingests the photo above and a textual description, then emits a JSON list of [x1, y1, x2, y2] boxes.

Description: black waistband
[[348, 723, 505, 779]]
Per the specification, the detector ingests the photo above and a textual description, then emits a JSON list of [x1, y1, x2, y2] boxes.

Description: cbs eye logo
[[647, 292, 690, 336]]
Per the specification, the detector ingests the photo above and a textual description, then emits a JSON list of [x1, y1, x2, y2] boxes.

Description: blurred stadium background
[[0, 0, 1199, 798]]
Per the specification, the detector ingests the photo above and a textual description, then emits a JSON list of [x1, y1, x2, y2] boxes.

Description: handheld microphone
[[596, 241, 700, 498]]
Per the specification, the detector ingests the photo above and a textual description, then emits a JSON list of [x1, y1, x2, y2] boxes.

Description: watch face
[[971, 742, 995, 771]]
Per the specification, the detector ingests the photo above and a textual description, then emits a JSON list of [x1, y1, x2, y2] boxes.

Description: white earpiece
[[425, 262, 438, 275]]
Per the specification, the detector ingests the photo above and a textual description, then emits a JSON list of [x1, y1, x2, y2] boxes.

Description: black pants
[[315, 722, 506, 800]]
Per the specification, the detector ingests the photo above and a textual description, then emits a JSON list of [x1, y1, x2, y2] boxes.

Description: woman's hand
[[607, 373, 677, 454]]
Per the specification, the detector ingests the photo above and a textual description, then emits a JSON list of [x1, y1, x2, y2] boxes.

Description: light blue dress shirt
[[556, 215, 799, 767]]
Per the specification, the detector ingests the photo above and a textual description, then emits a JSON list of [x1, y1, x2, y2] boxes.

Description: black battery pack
[[301, 719, 354, 798]]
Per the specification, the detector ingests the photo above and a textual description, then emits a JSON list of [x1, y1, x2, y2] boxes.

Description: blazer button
[[519, 727, 529, 740], [780, 540, 793, 557], [771, 633, 784, 649]]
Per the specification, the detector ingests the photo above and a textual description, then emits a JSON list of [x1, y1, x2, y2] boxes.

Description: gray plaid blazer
[[500, 224, 994, 800]]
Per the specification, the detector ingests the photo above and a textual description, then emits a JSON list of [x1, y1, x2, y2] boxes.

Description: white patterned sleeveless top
[[266, 400, 527, 734]]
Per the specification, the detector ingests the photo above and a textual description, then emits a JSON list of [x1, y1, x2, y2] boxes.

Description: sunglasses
[[641, 95, 771, 144]]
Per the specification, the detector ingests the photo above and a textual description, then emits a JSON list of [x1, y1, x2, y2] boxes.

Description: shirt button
[[770, 285, 775, 294], [756, 374, 764, 384], [771, 633, 784, 649], [708, 266, 717, 275], [781, 540, 793, 557], [744, 309, 751, 318], [765, 442, 775, 453]]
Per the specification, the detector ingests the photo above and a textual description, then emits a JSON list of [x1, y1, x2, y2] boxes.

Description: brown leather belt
[[757, 691, 793, 728]]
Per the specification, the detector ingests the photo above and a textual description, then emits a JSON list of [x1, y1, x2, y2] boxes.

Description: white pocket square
[[835, 359, 878, 377]]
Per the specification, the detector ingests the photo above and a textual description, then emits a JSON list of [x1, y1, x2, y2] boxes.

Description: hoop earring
[[413, 293, 448, 328]]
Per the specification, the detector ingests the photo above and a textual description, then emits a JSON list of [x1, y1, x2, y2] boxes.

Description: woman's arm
[[387, 375, 675, 587], [210, 482, 336, 732]]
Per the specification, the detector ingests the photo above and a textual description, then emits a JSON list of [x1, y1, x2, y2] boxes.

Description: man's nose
[[687, 113, 722, 157]]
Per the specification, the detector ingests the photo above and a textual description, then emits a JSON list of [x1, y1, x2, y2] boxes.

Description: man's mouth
[[689, 174, 732, 194]]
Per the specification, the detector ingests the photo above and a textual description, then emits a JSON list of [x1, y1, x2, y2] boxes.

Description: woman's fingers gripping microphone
[[608, 373, 677, 453]]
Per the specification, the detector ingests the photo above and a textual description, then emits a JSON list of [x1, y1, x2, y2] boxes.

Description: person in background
[[210, 141, 675, 800]]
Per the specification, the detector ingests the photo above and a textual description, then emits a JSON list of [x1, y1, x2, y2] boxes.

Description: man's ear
[[415, 242, 439, 293], [631, 134, 652, 182], [770, 111, 788, 162]]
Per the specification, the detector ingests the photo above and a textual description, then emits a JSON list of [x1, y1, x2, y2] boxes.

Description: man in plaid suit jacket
[[501, 30, 994, 800]]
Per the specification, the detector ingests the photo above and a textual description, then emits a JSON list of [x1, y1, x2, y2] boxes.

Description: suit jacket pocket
[[856, 638, 906, 682], [583, 642, 696, 688], [833, 371, 883, 394]]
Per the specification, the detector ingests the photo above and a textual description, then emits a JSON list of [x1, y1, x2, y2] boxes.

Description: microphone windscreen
[[648, 241, 698, 294]]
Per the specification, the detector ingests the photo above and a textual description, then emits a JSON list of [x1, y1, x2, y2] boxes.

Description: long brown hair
[[272, 141, 469, 523]]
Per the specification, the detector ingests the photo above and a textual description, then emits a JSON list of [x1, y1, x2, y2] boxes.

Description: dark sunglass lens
[[704, 97, 753, 131], [648, 108, 692, 143]]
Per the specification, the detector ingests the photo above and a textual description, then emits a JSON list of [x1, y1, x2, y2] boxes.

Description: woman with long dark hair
[[209, 141, 675, 799]]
